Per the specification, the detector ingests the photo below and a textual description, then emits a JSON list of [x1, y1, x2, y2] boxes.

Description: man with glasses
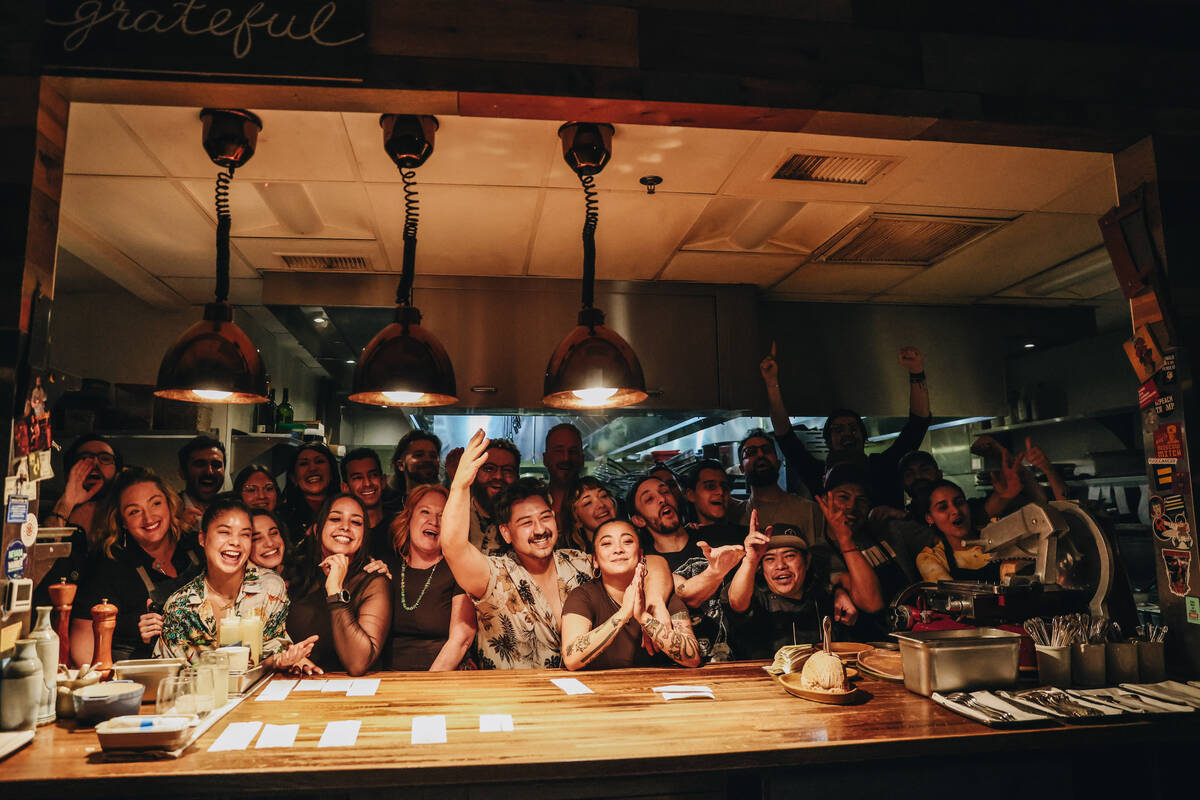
[[736, 429, 824, 548], [44, 433, 122, 541], [469, 438, 521, 554]]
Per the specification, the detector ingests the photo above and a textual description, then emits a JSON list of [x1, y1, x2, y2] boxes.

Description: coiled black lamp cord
[[398, 168, 420, 306], [580, 173, 598, 309], [214, 166, 235, 304]]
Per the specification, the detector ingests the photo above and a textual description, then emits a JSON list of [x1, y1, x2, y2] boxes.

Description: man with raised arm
[[441, 430, 674, 669], [760, 343, 932, 509]]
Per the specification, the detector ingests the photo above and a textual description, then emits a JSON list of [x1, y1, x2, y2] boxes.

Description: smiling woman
[[286, 494, 392, 676], [154, 498, 310, 669]]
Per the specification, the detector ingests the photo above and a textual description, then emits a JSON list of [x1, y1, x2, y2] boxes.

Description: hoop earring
[[592, 563, 601, 579]]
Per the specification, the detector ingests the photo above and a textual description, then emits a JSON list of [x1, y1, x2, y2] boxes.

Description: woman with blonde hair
[[69, 467, 201, 665], [383, 483, 477, 670]]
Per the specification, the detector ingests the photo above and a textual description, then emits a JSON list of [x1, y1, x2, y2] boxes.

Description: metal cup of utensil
[[1137, 641, 1166, 683], [1070, 643, 1106, 688], [1105, 642, 1138, 684], [1035, 645, 1071, 688]]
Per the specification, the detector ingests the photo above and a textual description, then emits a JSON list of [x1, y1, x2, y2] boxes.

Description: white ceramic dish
[[96, 715, 194, 750]]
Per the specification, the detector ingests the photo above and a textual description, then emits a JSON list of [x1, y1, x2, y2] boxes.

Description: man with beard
[[45, 434, 122, 545], [629, 474, 746, 661], [176, 436, 226, 534], [818, 465, 911, 637], [342, 448, 396, 558], [543, 422, 585, 528], [735, 430, 824, 547], [469, 438, 521, 555], [441, 430, 674, 669], [760, 343, 931, 509], [389, 430, 442, 505], [726, 515, 859, 659]]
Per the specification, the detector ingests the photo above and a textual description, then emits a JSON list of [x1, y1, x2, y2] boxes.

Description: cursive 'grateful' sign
[[43, 0, 367, 81]]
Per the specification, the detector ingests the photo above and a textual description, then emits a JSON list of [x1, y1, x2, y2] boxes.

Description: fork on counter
[[945, 692, 1015, 722]]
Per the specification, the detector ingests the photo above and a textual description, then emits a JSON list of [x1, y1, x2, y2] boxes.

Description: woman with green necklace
[[384, 484, 477, 670]]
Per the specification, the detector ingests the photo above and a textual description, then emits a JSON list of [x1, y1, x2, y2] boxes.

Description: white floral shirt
[[472, 549, 592, 669]]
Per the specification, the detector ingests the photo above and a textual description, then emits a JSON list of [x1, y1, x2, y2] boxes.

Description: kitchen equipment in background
[[154, 108, 269, 405], [112, 659, 187, 701], [543, 123, 647, 410], [350, 115, 457, 408], [891, 628, 1022, 697]]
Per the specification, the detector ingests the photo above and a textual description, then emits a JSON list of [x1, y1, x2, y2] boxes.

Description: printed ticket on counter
[[347, 678, 380, 697], [411, 715, 447, 744], [255, 723, 299, 749], [479, 714, 514, 732], [255, 679, 297, 702], [208, 721, 263, 752], [318, 720, 361, 748], [550, 677, 593, 695]]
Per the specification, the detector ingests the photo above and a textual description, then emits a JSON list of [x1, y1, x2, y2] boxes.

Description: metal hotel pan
[[891, 628, 1022, 697]]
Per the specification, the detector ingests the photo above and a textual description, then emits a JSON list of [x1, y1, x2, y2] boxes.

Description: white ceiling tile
[[772, 263, 921, 295], [62, 175, 255, 278], [345, 113, 559, 187], [179, 179, 377, 239], [367, 183, 540, 276], [885, 144, 1112, 211], [882, 212, 1105, 298], [658, 251, 804, 286], [1040, 164, 1119, 215], [720, 132, 949, 203], [118, 106, 359, 181], [546, 125, 761, 195], [529, 189, 708, 280], [64, 104, 162, 176]]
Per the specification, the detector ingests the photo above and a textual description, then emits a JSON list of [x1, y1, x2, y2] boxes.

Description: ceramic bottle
[[1, 639, 43, 731], [28, 605, 59, 723]]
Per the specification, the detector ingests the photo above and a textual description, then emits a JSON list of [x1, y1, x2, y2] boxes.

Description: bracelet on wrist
[[909, 370, 926, 383], [841, 547, 860, 554]]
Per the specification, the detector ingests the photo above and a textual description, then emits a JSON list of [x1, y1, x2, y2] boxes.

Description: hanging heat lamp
[[155, 108, 269, 404], [542, 122, 647, 409], [349, 115, 457, 407]]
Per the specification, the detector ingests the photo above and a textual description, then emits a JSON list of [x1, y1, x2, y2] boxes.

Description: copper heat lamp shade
[[154, 302, 269, 403], [349, 305, 458, 407], [543, 307, 647, 410]]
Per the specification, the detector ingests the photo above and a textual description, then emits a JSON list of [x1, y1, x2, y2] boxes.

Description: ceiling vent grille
[[773, 152, 898, 185], [280, 254, 372, 271], [817, 214, 1005, 266]]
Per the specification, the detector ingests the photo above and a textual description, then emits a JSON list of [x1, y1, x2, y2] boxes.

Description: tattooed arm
[[639, 608, 701, 668]]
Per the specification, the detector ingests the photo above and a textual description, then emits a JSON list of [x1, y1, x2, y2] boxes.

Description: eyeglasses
[[78, 452, 116, 466], [479, 464, 518, 480], [740, 444, 774, 459]]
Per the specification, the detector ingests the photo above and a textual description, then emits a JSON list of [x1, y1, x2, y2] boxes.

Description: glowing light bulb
[[383, 390, 424, 404], [572, 387, 618, 404], [194, 389, 233, 401]]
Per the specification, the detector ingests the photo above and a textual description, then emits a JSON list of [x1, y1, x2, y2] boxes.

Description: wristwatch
[[326, 589, 350, 605]]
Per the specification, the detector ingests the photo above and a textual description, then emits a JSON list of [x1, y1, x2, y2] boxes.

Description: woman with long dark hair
[[285, 493, 392, 676], [276, 443, 339, 544], [234, 464, 280, 512]]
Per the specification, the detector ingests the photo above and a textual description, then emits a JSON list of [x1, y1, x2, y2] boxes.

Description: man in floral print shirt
[[441, 430, 674, 669]]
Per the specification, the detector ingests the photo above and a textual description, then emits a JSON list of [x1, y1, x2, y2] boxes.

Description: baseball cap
[[766, 523, 808, 553]]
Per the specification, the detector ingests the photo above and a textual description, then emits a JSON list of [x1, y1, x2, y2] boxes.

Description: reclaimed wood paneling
[[371, 0, 639, 68]]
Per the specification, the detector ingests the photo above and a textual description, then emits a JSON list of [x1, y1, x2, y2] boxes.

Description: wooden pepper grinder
[[90, 598, 117, 679], [48, 579, 77, 668]]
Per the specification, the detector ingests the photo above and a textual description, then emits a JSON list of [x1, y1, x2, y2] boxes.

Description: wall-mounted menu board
[[42, 0, 367, 81]]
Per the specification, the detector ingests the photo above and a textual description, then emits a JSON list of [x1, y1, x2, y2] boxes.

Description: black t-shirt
[[71, 541, 201, 661], [385, 555, 465, 670], [691, 522, 746, 549], [561, 579, 688, 670], [368, 511, 398, 561], [727, 577, 837, 660], [648, 537, 704, 571]]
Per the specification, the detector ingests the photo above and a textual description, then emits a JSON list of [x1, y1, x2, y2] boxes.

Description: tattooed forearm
[[641, 615, 700, 667], [565, 615, 626, 666]]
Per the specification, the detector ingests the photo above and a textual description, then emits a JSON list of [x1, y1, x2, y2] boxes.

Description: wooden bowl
[[776, 672, 866, 705]]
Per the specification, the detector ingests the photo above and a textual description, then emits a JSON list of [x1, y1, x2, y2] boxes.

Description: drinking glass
[[186, 666, 215, 714], [156, 674, 196, 716], [200, 651, 230, 707]]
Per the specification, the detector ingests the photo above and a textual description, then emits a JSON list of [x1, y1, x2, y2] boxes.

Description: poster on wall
[[42, 0, 368, 82]]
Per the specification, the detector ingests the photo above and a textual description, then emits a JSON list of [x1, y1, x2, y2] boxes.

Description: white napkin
[[931, 691, 1048, 724]]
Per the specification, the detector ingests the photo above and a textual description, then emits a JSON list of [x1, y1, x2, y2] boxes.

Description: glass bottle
[[275, 388, 294, 429]]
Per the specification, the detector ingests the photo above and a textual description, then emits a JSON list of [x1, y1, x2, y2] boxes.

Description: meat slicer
[[906, 501, 1115, 625]]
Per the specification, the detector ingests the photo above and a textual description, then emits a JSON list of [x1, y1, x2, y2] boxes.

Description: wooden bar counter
[[3, 662, 1196, 799]]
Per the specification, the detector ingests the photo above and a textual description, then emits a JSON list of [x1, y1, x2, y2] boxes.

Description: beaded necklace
[[399, 555, 439, 611]]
